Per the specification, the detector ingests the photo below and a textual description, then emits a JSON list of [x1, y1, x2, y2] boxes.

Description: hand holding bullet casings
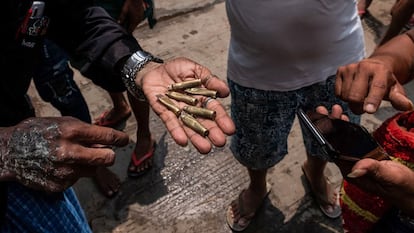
[[158, 79, 221, 137]]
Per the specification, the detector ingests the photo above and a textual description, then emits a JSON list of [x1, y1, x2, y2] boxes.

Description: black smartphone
[[297, 108, 390, 163]]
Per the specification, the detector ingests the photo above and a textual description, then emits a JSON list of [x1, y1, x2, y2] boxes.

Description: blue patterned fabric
[[228, 76, 360, 170], [1, 182, 91, 233]]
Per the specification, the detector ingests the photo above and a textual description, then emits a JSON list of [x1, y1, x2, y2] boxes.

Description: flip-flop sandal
[[226, 184, 271, 232], [94, 110, 132, 128], [301, 165, 341, 219], [127, 142, 156, 178]]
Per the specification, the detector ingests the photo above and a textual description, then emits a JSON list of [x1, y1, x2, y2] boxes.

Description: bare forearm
[[379, 0, 414, 45], [370, 31, 414, 84]]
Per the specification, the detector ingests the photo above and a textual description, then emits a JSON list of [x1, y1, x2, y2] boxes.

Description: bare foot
[[94, 167, 121, 198], [94, 108, 132, 127], [128, 139, 156, 177], [228, 186, 269, 229]]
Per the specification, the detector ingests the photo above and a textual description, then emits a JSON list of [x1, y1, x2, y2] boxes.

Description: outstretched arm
[[336, 30, 414, 114]]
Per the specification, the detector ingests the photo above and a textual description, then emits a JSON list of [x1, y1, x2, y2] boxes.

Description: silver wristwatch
[[121, 50, 163, 101]]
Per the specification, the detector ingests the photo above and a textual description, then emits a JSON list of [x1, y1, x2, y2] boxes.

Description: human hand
[[347, 158, 414, 217], [336, 58, 413, 114], [315, 104, 349, 121], [118, 0, 145, 33], [136, 57, 236, 154], [0, 117, 129, 193]]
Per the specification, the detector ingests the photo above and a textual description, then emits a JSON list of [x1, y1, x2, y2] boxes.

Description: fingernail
[[407, 100, 414, 111], [365, 104, 376, 113], [347, 169, 365, 178]]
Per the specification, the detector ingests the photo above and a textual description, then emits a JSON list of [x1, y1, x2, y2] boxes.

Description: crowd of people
[[1, 0, 414, 232]]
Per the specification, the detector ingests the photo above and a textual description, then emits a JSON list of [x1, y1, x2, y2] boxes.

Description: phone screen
[[298, 109, 381, 161]]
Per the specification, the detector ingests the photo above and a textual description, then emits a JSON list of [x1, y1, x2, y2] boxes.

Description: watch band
[[121, 50, 163, 101]]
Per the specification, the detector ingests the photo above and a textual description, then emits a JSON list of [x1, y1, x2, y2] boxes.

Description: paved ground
[[28, 0, 414, 232]]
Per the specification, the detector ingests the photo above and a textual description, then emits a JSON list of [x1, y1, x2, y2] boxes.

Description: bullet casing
[[166, 91, 198, 105], [180, 112, 209, 137], [183, 105, 216, 120], [168, 79, 202, 91], [184, 88, 217, 98], [157, 94, 181, 117]]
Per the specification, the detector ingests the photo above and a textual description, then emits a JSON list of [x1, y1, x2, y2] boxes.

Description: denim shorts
[[228, 76, 360, 170]]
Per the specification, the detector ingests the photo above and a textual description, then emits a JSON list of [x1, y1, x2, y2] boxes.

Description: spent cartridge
[[180, 112, 209, 137], [166, 91, 198, 105], [168, 79, 202, 91], [184, 88, 217, 98], [157, 94, 181, 117], [183, 105, 216, 120]]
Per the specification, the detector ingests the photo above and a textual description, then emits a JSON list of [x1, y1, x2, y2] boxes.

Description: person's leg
[[300, 75, 361, 218], [229, 169, 268, 228], [94, 92, 132, 128], [226, 79, 296, 230], [301, 154, 340, 217], [33, 40, 91, 123], [126, 92, 155, 177]]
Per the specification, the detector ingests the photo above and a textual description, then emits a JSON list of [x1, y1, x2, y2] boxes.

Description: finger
[[182, 124, 212, 154], [72, 125, 129, 147], [330, 104, 345, 119], [176, 112, 212, 154], [335, 67, 345, 98], [201, 74, 230, 98], [157, 108, 189, 146], [389, 84, 414, 111], [351, 158, 379, 173], [338, 64, 358, 102], [56, 144, 117, 166], [202, 97, 235, 135], [346, 66, 371, 104], [315, 106, 329, 115], [362, 72, 391, 113]]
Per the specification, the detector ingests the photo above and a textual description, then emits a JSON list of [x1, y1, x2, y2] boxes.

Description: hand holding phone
[[297, 108, 389, 174]]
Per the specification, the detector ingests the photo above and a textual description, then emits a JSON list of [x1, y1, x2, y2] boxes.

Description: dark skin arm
[[379, 0, 414, 45], [336, 31, 414, 114], [118, 0, 145, 33]]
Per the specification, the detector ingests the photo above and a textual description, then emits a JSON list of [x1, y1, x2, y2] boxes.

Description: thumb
[[347, 158, 379, 178], [389, 85, 414, 111]]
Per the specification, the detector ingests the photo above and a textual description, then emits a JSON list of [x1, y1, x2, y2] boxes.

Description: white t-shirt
[[226, 0, 365, 91]]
